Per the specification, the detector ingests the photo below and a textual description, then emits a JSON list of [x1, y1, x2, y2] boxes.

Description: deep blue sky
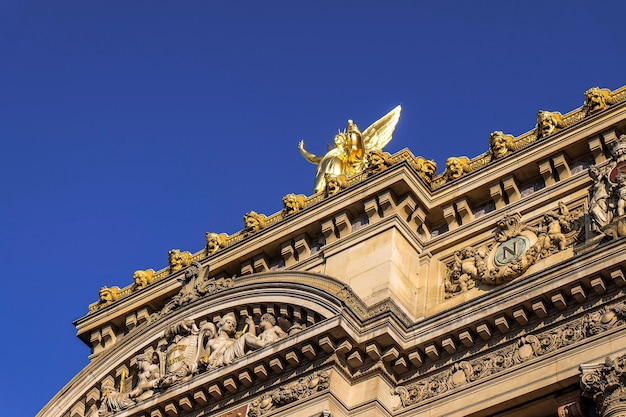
[[2, 2, 625, 415]]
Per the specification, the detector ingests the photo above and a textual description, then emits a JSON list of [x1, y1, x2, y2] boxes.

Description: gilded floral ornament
[[489, 131, 515, 159], [98, 286, 120, 306], [205, 232, 227, 255], [132, 269, 154, 290], [444, 156, 472, 181], [243, 211, 266, 236], [281, 193, 305, 216], [536, 110, 563, 138], [298, 105, 401, 193], [168, 249, 192, 273]]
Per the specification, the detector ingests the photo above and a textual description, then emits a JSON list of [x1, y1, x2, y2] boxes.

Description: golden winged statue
[[298, 105, 401, 193]]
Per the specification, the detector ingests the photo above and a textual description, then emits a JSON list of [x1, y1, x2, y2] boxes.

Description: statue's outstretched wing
[[361, 105, 402, 152]]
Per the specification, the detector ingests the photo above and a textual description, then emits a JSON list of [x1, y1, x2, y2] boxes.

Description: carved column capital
[[581, 355, 626, 417]]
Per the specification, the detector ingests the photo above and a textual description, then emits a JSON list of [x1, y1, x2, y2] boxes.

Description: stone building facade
[[40, 86, 626, 417]]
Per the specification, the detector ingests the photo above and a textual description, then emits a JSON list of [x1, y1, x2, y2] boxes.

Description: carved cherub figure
[[130, 351, 161, 401], [445, 156, 471, 180], [489, 131, 515, 159], [243, 211, 266, 236], [413, 157, 437, 182], [324, 173, 346, 197], [168, 249, 191, 272], [448, 247, 486, 293], [537, 208, 569, 254], [256, 313, 288, 345], [205, 232, 227, 255], [282, 193, 305, 216], [584, 87, 611, 115], [616, 172, 626, 217], [536, 110, 562, 139], [298, 106, 401, 193], [98, 286, 119, 306], [133, 269, 154, 290]]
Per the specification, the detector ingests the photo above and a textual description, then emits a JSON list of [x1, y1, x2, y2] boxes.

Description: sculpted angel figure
[[299, 105, 401, 193]]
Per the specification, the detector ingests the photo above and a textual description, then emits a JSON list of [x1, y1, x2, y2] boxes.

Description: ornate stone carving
[[156, 263, 234, 319], [282, 193, 306, 216], [324, 173, 347, 197], [444, 156, 472, 181], [98, 286, 119, 306], [298, 106, 401, 193], [445, 207, 583, 297], [588, 135, 626, 239], [98, 309, 300, 414], [205, 232, 227, 256], [489, 131, 515, 159], [98, 379, 134, 415], [168, 249, 192, 273], [536, 110, 563, 139], [412, 156, 437, 183], [584, 87, 613, 115], [581, 354, 626, 417], [132, 269, 154, 290], [243, 211, 266, 236], [396, 299, 626, 409], [247, 371, 330, 417], [129, 350, 161, 401], [444, 247, 487, 298]]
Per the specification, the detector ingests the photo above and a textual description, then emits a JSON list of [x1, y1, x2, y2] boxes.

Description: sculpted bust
[[489, 131, 514, 159], [536, 110, 562, 138], [243, 211, 266, 236], [584, 87, 611, 115], [282, 194, 305, 216], [98, 286, 119, 306], [445, 156, 471, 180], [133, 269, 154, 290], [168, 249, 192, 273], [205, 232, 227, 255]]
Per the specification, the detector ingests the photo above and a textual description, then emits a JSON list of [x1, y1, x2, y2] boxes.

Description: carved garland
[[394, 298, 626, 408]]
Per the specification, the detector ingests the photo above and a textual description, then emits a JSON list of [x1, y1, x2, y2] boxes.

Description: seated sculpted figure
[[256, 313, 288, 345], [202, 313, 266, 369]]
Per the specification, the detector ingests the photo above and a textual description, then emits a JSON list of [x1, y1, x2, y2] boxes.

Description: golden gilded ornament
[[445, 156, 471, 180], [133, 269, 155, 290], [243, 211, 266, 236], [583, 87, 611, 115], [536, 110, 562, 139], [168, 249, 192, 273], [489, 131, 515, 159], [98, 286, 120, 305], [412, 157, 437, 183], [282, 194, 305, 216], [205, 232, 228, 255], [298, 105, 401, 193]]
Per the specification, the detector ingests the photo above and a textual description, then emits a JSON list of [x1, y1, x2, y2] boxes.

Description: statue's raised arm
[[298, 105, 401, 194]]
